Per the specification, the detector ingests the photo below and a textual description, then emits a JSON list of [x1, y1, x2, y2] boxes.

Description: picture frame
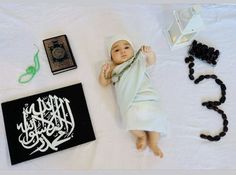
[[1, 83, 96, 165]]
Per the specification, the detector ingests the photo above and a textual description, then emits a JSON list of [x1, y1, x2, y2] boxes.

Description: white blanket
[[0, 1, 236, 173]]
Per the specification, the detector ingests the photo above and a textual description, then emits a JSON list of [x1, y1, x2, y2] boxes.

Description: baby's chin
[[118, 58, 130, 64], [114, 55, 134, 65]]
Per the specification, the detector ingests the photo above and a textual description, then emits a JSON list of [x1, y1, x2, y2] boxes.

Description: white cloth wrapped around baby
[[112, 50, 167, 135]]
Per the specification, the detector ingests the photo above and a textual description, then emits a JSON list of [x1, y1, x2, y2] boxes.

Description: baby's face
[[111, 40, 134, 65]]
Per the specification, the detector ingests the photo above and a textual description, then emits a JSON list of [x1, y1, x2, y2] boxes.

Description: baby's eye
[[125, 46, 130, 49], [114, 49, 119, 52]]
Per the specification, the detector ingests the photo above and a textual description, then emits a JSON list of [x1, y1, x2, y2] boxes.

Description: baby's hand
[[102, 63, 113, 79], [141, 45, 156, 65], [141, 45, 155, 58]]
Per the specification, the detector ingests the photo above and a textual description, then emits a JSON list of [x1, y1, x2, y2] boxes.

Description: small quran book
[[43, 35, 77, 75], [1, 83, 96, 165]]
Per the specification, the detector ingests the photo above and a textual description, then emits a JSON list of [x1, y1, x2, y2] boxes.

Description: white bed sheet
[[0, 1, 236, 172]]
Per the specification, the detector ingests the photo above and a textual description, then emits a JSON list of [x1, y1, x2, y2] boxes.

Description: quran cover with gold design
[[43, 35, 77, 75], [1, 83, 96, 165]]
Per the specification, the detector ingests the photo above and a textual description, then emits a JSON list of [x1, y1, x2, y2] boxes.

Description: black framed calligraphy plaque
[[1, 83, 96, 165]]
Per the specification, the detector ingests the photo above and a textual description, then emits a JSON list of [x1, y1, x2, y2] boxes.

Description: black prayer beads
[[185, 40, 228, 142], [188, 40, 220, 65]]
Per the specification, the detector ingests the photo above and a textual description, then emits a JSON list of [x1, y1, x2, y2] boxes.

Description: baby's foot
[[149, 143, 164, 158], [136, 135, 147, 151]]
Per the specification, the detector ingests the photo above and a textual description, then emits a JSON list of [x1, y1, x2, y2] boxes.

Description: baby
[[99, 34, 167, 157]]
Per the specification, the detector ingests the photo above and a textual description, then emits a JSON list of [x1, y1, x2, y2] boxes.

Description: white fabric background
[[0, 1, 236, 173]]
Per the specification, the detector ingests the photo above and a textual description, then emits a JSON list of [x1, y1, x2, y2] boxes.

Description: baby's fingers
[[102, 63, 110, 71], [141, 45, 151, 52]]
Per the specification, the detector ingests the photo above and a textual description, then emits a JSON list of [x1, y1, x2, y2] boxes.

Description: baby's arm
[[99, 63, 113, 86], [141, 45, 157, 66]]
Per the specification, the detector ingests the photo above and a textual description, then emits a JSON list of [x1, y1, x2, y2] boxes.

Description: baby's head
[[107, 34, 135, 65]]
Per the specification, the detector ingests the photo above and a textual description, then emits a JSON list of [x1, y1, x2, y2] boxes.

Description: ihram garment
[[112, 51, 167, 134]]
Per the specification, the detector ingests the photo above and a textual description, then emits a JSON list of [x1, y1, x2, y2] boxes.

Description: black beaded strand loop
[[185, 40, 228, 142]]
